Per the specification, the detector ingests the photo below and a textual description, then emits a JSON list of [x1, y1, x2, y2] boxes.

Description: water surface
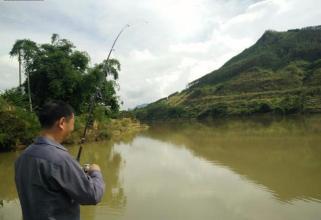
[[1, 116, 321, 220]]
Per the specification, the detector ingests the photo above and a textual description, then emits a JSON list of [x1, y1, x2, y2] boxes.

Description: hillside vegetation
[[134, 26, 321, 120]]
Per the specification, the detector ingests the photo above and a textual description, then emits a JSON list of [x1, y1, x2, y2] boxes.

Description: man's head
[[37, 101, 75, 142]]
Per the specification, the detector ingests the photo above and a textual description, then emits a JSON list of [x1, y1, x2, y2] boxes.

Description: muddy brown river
[[1, 115, 321, 220]]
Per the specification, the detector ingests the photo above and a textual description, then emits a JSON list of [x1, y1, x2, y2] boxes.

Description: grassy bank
[[64, 117, 148, 145], [0, 97, 148, 152], [134, 86, 321, 121]]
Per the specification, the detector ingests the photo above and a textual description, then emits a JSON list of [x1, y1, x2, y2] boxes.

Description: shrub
[[257, 102, 273, 113], [188, 89, 203, 99], [134, 103, 190, 121], [274, 95, 303, 114], [197, 103, 228, 119], [0, 108, 39, 151], [1, 88, 29, 109]]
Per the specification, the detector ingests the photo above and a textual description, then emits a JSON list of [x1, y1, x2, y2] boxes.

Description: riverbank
[[0, 96, 148, 152], [64, 117, 149, 145], [0, 100, 148, 152]]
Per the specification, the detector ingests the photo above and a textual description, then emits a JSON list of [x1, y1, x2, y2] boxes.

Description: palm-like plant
[[9, 39, 38, 111], [103, 58, 121, 80]]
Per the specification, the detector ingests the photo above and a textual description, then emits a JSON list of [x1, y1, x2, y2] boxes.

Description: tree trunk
[[27, 71, 33, 112], [18, 51, 23, 93]]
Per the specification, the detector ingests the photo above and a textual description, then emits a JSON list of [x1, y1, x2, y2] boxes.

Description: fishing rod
[[76, 24, 131, 163]]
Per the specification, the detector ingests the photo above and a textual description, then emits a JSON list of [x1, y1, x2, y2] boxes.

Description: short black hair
[[37, 101, 75, 129]]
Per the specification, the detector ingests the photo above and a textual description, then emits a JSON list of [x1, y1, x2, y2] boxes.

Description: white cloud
[[129, 49, 156, 61], [0, 55, 17, 69], [0, 54, 24, 91], [0, 0, 321, 109], [170, 42, 211, 53]]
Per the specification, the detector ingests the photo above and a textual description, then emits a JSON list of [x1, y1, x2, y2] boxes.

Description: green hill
[[134, 26, 321, 120]]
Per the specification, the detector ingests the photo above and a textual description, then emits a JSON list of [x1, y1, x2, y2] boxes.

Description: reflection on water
[[69, 141, 127, 219], [0, 115, 321, 220], [144, 116, 321, 203]]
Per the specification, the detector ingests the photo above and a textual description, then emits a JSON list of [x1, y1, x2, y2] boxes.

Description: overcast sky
[[1, 0, 321, 109]]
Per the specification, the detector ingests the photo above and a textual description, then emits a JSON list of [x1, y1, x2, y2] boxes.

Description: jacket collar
[[34, 136, 68, 152]]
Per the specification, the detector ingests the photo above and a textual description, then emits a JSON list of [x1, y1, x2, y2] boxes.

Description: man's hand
[[88, 164, 101, 174]]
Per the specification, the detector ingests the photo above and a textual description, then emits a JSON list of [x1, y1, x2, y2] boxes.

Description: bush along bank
[[64, 117, 148, 145], [0, 97, 40, 152], [0, 98, 148, 152]]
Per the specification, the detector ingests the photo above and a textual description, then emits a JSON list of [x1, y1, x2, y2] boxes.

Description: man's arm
[[51, 155, 105, 205]]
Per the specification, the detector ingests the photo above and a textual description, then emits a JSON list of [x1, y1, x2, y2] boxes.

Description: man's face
[[65, 113, 75, 134], [58, 113, 75, 139]]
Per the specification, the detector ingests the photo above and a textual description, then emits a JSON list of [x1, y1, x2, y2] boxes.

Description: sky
[[1, 0, 321, 110]]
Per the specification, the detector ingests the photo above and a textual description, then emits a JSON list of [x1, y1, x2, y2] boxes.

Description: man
[[15, 101, 105, 220]]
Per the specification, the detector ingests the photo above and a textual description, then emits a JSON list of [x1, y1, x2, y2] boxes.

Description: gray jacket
[[15, 136, 105, 220]]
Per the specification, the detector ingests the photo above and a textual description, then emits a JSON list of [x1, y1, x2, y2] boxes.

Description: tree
[[10, 39, 39, 111], [27, 35, 82, 110], [79, 58, 121, 114], [103, 58, 121, 80], [10, 34, 121, 115]]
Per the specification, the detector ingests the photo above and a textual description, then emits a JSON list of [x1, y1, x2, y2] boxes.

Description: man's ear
[[58, 117, 66, 130]]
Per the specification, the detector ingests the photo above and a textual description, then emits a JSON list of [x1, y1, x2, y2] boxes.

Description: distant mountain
[[134, 26, 321, 120], [135, 103, 149, 109]]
